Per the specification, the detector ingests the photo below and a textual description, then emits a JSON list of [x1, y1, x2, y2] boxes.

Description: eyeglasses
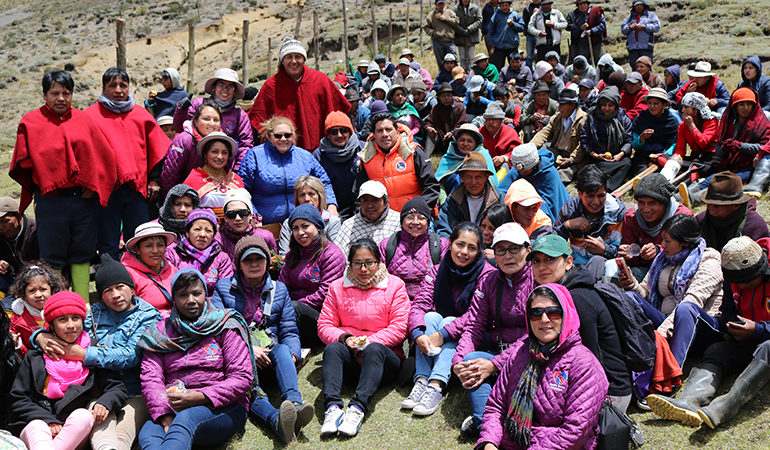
[[216, 82, 236, 91], [528, 306, 563, 321], [225, 209, 250, 220], [273, 132, 293, 140], [403, 214, 428, 223], [493, 244, 526, 256], [351, 260, 378, 269], [328, 127, 350, 136]]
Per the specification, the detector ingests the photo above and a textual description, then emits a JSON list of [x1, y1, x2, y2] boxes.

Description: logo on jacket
[[204, 342, 221, 360], [550, 370, 568, 391], [395, 159, 407, 172], [223, 120, 235, 134], [308, 266, 321, 282]]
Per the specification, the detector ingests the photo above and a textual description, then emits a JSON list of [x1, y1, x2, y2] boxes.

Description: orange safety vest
[[361, 126, 422, 212]]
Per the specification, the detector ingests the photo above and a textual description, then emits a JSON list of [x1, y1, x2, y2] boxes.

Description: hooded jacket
[[554, 195, 626, 265], [436, 183, 501, 237], [665, 65, 684, 102], [145, 69, 188, 119], [621, 201, 692, 268], [581, 87, 633, 158], [379, 230, 450, 299], [278, 238, 346, 310], [563, 56, 598, 85], [620, 0, 660, 50], [165, 243, 235, 296], [620, 85, 649, 121], [488, 8, 526, 50], [497, 147, 569, 222], [738, 56, 770, 113], [0, 215, 38, 277], [502, 180, 553, 238], [120, 251, 178, 311], [157, 184, 200, 238]]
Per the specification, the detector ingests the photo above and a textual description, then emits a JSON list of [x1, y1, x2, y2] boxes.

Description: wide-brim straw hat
[[204, 68, 245, 100], [125, 222, 177, 252]]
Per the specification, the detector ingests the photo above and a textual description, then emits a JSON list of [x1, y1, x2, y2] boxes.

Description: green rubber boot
[[647, 364, 722, 427], [698, 358, 770, 429], [70, 262, 91, 301]]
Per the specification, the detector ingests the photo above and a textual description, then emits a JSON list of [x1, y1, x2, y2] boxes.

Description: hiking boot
[[647, 364, 722, 427], [412, 385, 443, 416], [400, 379, 428, 410], [293, 401, 314, 435], [275, 400, 297, 443], [698, 358, 770, 429], [338, 406, 365, 436], [744, 157, 770, 197], [320, 406, 344, 436]]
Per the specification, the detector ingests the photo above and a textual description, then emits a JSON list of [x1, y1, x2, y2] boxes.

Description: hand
[[589, 152, 602, 160], [503, 117, 514, 125], [584, 29, 591, 35], [640, 129, 655, 142], [91, 403, 109, 423], [612, 152, 625, 162], [683, 114, 695, 129], [167, 390, 208, 412], [584, 236, 606, 255], [148, 92, 157, 102], [415, 335, 432, 355], [426, 126, 438, 139], [722, 138, 740, 152], [617, 244, 630, 260], [327, 204, 339, 217], [492, 155, 508, 168], [459, 358, 496, 389], [532, 113, 544, 121], [157, 414, 174, 433], [755, 156, 762, 168], [443, 131, 454, 142], [35, 332, 67, 360], [344, 336, 360, 351], [686, 82, 697, 93], [10, 331, 21, 350], [49, 423, 62, 437], [637, 23, 646, 30], [581, 23, 589, 30], [0, 260, 9, 275], [640, 243, 657, 261], [707, 98, 718, 109], [484, 248, 495, 259], [177, 97, 192, 111], [618, 267, 636, 290], [567, 217, 591, 233], [428, 331, 444, 348], [147, 181, 161, 201], [81, 188, 96, 199], [540, 30, 547, 36], [252, 345, 272, 369], [727, 316, 756, 341], [61, 343, 86, 361]]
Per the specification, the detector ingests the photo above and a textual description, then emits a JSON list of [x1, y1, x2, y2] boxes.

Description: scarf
[[387, 101, 420, 120], [211, 95, 236, 110], [175, 236, 222, 270], [594, 112, 625, 154], [98, 93, 136, 114], [318, 133, 360, 163], [159, 185, 200, 236], [701, 203, 748, 251], [635, 198, 679, 238], [44, 331, 91, 399], [717, 97, 770, 144], [505, 338, 558, 447], [11, 297, 42, 319], [344, 263, 389, 289], [221, 219, 255, 245], [647, 238, 706, 310], [434, 251, 486, 316]]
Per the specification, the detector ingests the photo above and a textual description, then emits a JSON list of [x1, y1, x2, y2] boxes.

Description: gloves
[[738, 142, 761, 155], [176, 97, 192, 111], [721, 138, 740, 153]]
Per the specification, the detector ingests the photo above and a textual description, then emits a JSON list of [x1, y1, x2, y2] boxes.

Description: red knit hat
[[731, 87, 757, 106], [43, 291, 87, 323], [324, 111, 353, 134]]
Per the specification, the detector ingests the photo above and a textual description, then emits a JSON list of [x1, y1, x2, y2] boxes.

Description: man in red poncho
[[85, 67, 170, 260], [10, 70, 116, 299], [249, 37, 350, 150]]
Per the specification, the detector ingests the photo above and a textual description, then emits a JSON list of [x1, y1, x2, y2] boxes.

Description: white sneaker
[[412, 385, 443, 416], [320, 406, 344, 436], [337, 406, 365, 437], [400, 380, 428, 410]]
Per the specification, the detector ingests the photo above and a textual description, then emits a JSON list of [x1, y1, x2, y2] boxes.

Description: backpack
[[593, 281, 656, 373], [385, 231, 442, 267]]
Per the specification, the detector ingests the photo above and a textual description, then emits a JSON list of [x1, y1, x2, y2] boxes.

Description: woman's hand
[[492, 155, 508, 168], [344, 336, 359, 351], [428, 332, 444, 349], [617, 244, 630, 260], [640, 243, 658, 261], [35, 332, 67, 360], [91, 403, 109, 423], [484, 248, 495, 260], [683, 113, 696, 130], [640, 129, 654, 142], [157, 414, 174, 433], [167, 390, 209, 412], [252, 346, 272, 369], [49, 423, 62, 437], [415, 335, 432, 355], [458, 358, 496, 390]]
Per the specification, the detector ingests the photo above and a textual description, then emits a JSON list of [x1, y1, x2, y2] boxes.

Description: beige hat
[[643, 87, 671, 103], [0, 197, 19, 217], [196, 131, 238, 159], [125, 222, 177, 252], [204, 68, 245, 100], [156, 115, 173, 126], [400, 48, 414, 58], [687, 61, 715, 78], [398, 57, 411, 66], [473, 53, 489, 64]]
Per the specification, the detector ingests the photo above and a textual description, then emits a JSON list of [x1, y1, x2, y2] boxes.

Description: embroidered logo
[[204, 342, 221, 360], [223, 120, 235, 134], [308, 266, 321, 282], [550, 370, 568, 391], [395, 159, 407, 172]]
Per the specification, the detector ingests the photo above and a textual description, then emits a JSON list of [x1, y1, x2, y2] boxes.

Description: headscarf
[[159, 184, 201, 236], [594, 86, 625, 152], [681, 92, 717, 120], [98, 93, 136, 114], [433, 244, 487, 316], [646, 238, 706, 310]]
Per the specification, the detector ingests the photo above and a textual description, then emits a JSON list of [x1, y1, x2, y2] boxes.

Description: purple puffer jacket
[[278, 238, 346, 310], [477, 283, 609, 450], [215, 228, 278, 261], [140, 323, 253, 421], [409, 262, 496, 340], [172, 97, 253, 159], [164, 244, 235, 295], [452, 264, 535, 368], [379, 230, 449, 300]]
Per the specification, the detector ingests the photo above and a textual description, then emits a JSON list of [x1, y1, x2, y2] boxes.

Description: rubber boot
[[679, 182, 706, 209], [647, 364, 722, 427], [698, 358, 770, 429], [70, 262, 90, 302], [744, 157, 770, 197]]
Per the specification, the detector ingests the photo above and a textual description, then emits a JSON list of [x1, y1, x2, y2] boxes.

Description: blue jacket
[[210, 275, 301, 359], [488, 8, 526, 51], [239, 140, 337, 224], [496, 148, 569, 222], [620, 0, 660, 51], [664, 65, 684, 102], [145, 87, 189, 119], [355, 104, 372, 137], [738, 56, 770, 113], [554, 195, 626, 265]]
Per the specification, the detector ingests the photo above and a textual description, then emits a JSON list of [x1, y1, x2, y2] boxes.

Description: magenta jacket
[[172, 97, 253, 159], [140, 322, 253, 421], [164, 244, 235, 295], [379, 230, 449, 300], [452, 265, 535, 367], [214, 228, 278, 261], [477, 284, 608, 450], [278, 238, 346, 310]]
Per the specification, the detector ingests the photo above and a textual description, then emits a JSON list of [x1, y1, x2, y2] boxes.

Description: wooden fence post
[[342, 0, 350, 68], [267, 37, 272, 77], [294, 5, 303, 39], [419, 0, 424, 57], [242, 20, 249, 83], [370, 0, 377, 56], [406, 2, 410, 45], [388, 9, 393, 61], [313, 11, 320, 70], [115, 18, 126, 70], [187, 22, 195, 93]]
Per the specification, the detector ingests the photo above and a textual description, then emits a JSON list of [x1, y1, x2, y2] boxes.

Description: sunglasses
[[493, 244, 527, 256], [328, 127, 350, 136], [528, 306, 563, 321], [273, 132, 293, 140], [225, 209, 250, 220], [216, 81, 236, 91]]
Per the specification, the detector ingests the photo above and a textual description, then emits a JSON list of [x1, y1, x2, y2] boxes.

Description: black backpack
[[385, 231, 442, 267], [593, 281, 656, 373]]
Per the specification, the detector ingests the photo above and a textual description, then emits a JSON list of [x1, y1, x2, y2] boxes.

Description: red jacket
[[620, 86, 649, 121], [621, 203, 692, 268], [480, 124, 522, 159], [9, 305, 44, 356], [673, 118, 718, 158]]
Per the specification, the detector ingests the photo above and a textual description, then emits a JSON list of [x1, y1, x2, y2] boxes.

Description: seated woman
[[529, 234, 632, 413], [670, 92, 719, 183], [476, 284, 609, 449], [737, 56, 770, 117], [157, 184, 200, 243], [317, 238, 410, 437], [239, 116, 338, 227], [435, 123, 498, 196], [479, 203, 513, 264], [630, 87, 680, 176], [451, 223, 534, 436], [405, 222, 495, 416], [211, 236, 312, 443], [161, 99, 223, 193], [166, 208, 234, 295], [216, 188, 277, 259], [621, 214, 723, 370], [183, 132, 244, 220], [387, 85, 421, 138], [379, 196, 449, 300], [279, 176, 342, 256], [580, 86, 633, 192], [278, 204, 346, 346], [121, 222, 179, 311], [138, 269, 255, 449]]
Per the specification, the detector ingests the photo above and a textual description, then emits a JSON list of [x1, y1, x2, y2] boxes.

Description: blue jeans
[[98, 184, 150, 260], [627, 48, 653, 68], [696, 169, 752, 189], [628, 292, 721, 367], [414, 312, 457, 385], [464, 350, 498, 429], [525, 35, 536, 69], [432, 40, 457, 71], [249, 343, 303, 427], [138, 402, 247, 450]]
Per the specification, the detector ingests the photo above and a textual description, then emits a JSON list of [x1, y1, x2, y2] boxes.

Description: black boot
[[698, 358, 770, 429], [647, 364, 722, 427]]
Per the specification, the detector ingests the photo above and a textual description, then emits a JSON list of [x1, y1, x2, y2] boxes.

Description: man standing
[[454, 0, 483, 71], [424, 0, 460, 69], [621, 0, 661, 67], [0, 197, 38, 293], [527, 0, 567, 62], [481, 0, 499, 53], [566, 0, 606, 65], [487, 0, 526, 70]]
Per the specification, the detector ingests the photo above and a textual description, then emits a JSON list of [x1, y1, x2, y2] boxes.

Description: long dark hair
[[287, 227, 329, 269], [661, 214, 701, 246], [450, 221, 484, 251]]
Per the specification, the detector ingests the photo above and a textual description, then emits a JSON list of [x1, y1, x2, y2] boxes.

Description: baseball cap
[[0, 197, 19, 217], [527, 234, 571, 260], [358, 180, 388, 199], [492, 223, 530, 247]]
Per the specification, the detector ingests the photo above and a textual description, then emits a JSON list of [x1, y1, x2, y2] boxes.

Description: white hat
[[156, 115, 173, 126], [224, 188, 253, 215], [125, 222, 177, 252], [443, 53, 458, 63], [473, 53, 489, 64], [358, 180, 388, 199], [510, 143, 540, 172], [467, 75, 484, 93], [492, 222, 530, 247], [687, 61, 715, 78], [358, 59, 370, 67], [204, 68, 245, 100], [398, 57, 411, 66], [534, 61, 553, 80]]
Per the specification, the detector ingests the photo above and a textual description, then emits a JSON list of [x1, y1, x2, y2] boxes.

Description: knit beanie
[[288, 203, 325, 230], [483, 101, 506, 119], [186, 208, 219, 233], [534, 61, 553, 80], [43, 291, 87, 324], [731, 87, 757, 106], [96, 254, 135, 298], [325, 111, 354, 134], [636, 55, 653, 69], [721, 236, 770, 284], [633, 173, 675, 204], [369, 100, 388, 115], [234, 235, 270, 266], [279, 37, 307, 63], [400, 196, 432, 222], [510, 143, 540, 172]]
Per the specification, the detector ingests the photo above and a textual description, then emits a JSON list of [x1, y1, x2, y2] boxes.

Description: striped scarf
[[176, 236, 222, 270], [505, 339, 558, 447]]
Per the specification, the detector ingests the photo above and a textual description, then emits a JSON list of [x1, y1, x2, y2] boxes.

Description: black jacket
[[0, 216, 39, 275], [9, 348, 127, 434]]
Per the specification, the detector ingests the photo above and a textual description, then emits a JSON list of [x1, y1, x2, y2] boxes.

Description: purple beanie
[[185, 208, 218, 233], [369, 100, 388, 115]]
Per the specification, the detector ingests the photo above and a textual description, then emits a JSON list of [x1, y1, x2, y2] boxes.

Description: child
[[8, 264, 66, 356], [9, 292, 127, 449]]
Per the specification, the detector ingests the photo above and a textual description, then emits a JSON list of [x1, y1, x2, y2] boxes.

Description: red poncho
[[85, 103, 170, 197], [249, 66, 350, 150], [480, 124, 522, 159], [11, 106, 117, 211], [675, 76, 718, 105]]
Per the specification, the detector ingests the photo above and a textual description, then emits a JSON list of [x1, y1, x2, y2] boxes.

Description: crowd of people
[[2, 0, 770, 448]]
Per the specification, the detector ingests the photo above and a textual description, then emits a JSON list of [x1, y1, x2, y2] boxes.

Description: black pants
[[322, 342, 401, 413], [490, 48, 515, 71], [701, 339, 770, 374], [535, 44, 560, 62], [292, 300, 321, 347], [592, 158, 632, 192]]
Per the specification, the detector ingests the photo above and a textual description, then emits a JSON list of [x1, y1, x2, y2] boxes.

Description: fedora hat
[[701, 171, 750, 205]]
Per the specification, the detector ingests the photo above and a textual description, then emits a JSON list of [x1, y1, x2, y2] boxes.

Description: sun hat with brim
[[452, 66, 465, 81], [526, 234, 571, 261], [196, 131, 238, 159], [473, 53, 489, 64], [492, 222, 530, 247], [125, 222, 177, 252], [532, 80, 551, 94], [437, 82, 454, 94], [643, 87, 671, 103], [157, 116, 174, 127], [701, 171, 750, 205], [687, 61, 715, 78], [204, 68, 245, 100], [452, 123, 484, 147], [400, 48, 414, 58], [387, 85, 409, 101], [358, 59, 370, 67], [457, 151, 493, 177]]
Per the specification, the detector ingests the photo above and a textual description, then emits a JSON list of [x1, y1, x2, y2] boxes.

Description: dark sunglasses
[[328, 127, 350, 136], [225, 209, 251, 220], [528, 306, 563, 321], [273, 132, 293, 140]]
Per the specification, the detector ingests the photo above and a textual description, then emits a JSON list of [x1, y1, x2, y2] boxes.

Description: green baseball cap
[[526, 234, 571, 261]]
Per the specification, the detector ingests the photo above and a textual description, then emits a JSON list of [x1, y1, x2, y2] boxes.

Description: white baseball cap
[[492, 222, 530, 247], [358, 180, 388, 199]]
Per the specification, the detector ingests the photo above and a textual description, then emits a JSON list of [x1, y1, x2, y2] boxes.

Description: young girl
[[9, 292, 127, 449], [9, 264, 66, 356]]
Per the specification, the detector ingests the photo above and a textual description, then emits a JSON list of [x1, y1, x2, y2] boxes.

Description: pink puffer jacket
[[379, 230, 449, 300]]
